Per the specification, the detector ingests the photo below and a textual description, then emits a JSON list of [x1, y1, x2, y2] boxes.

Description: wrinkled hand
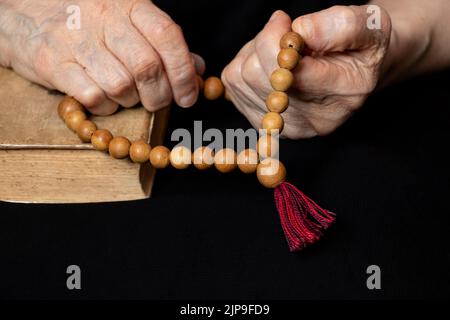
[[222, 6, 391, 139], [0, 0, 204, 115]]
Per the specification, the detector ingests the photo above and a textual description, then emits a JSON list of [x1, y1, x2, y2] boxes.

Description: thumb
[[292, 5, 391, 53]]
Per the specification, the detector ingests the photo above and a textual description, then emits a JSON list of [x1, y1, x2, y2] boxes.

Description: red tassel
[[274, 182, 336, 252]]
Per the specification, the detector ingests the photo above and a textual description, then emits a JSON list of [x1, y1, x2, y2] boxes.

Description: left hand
[[221, 7, 391, 139]]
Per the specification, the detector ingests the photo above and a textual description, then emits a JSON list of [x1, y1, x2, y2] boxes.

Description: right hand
[[0, 0, 204, 115]]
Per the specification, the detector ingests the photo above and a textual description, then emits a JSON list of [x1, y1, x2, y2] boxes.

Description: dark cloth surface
[[1, 0, 449, 299]]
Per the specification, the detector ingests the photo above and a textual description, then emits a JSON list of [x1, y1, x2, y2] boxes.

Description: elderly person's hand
[[222, 6, 391, 138], [0, 0, 204, 115]]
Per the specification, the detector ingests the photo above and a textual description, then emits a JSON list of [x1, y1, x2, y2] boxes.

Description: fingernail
[[179, 91, 197, 107]]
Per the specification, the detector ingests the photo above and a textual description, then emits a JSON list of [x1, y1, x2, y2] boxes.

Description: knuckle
[[134, 58, 162, 83], [106, 75, 133, 97], [241, 55, 258, 86], [153, 18, 182, 39], [32, 45, 53, 76], [223, 61, 241, 88], [170, 59, 195, 87], [334, 6, 358, 32], [78, 87, 105, 108]]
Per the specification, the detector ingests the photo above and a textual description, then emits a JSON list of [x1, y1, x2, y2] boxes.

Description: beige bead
[[58, 96, 84, 120], [130, 139, 151, 164], [237, 149, 258, 174], [204, 76, 225, 100], [256, 158, 287, 188], [266, 91, 289, 113], [277, 48, 301, 70], [149, 146, 171, 169], [192, 146, 214, 170], [109, 136, 131, 159], [257, 135, 279, 158], [280, 31, 304, 52], [91, 129, 113, 152], [261, 112, 284, 134], [270, 68, 294, 92], [65, 110, 87, 132], [76, 120, 97, 143], [170, 146, 192, 169], [214, 148, 237, 173]]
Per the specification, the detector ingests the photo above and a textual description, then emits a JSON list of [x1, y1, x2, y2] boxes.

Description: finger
[[74, 43, 139, 108], [254, 10, 292, 77], [131, 1, 197, 107], [191, 53, 206, 76], [292, 5, 391, 53], [222, 42, 268, 129], [49, 62, 119, 115], [221, 39, 254, 104], [105, 23, 173, 111]]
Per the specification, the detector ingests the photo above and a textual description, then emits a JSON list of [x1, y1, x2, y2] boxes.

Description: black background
[[1, 0, 450, 300]]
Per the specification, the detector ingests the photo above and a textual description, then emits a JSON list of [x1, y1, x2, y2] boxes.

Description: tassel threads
[[274, 182, 336, 252]]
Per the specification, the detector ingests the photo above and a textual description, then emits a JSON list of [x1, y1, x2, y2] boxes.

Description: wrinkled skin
[[222, 6, 391, 138], [0, 0, 204, 115]]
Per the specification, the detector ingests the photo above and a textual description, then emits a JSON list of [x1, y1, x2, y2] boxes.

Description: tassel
[[274, 182, 336, 252]]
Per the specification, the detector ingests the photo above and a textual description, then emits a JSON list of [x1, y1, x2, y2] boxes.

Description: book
[[0, 67, 169, 203]]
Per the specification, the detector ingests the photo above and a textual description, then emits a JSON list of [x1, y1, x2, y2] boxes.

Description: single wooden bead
[[237, 149, 258, 174], [149, 146, 171, 169], [58, 96, 84, 119], [277, 48, 301, 70], [109, 136, 131, 159], [196, 75, 204, 91], [266, 91, 289, 113], [261, 112, 284, 134], [64, 110, 87, 132], [270, 68, 294, 92], [76, 120, 97, 143], [204, 76, 225, 100], [170, 146, 192, 169], [280, 31, 304, 52], [257, 135, 279, 158], [192, 146, 214, 170], [256, 158, 287, 188], [129, 139, 151, 164], [214, 148, 237, 173], [91, 129, 113, 152]]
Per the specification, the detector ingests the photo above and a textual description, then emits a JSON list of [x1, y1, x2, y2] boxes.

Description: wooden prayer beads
[[204, 76, 225, 100], [270, 68, 294, 92], [280, 31, 304, 52], [237, 149, 258, 174], [261, 112, 284, 134], [256, 158, 286, 188], [257, 134, 279, 158], [170, 146, 192, 169], [277, 48, 300, 70], [192, 146, 215, 170], [214, 148, 237, 173], [58, 31, 304, 190], [129, 139, 152, 164], [65, 109, 87, 132], [77, 120, 97, 143], [91, 129, 113, 152], [58, 96, 84, 119], [149, 146, 171, 169], [266, 91, 289, 113], [109, 136, 131, 159], [56, 31, 337, 253]]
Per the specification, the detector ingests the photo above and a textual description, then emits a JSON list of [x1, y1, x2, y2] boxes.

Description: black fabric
[[1, 0, 449, 299]]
